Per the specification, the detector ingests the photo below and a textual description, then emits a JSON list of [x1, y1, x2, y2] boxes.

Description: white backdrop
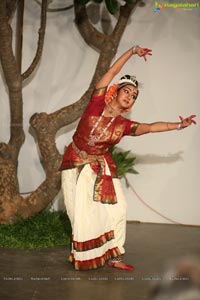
[[0, 0, 200, 225]]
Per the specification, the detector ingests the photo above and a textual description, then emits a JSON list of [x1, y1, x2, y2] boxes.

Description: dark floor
[[0, 223, 200, 300]]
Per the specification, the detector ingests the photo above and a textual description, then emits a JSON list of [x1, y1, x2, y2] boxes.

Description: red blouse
[[59, 88, 139, 204]]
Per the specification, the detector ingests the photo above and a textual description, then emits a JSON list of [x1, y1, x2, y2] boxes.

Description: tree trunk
[[0, 1, 138, 224]]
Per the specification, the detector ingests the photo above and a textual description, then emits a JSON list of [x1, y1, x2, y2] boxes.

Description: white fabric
[[61, 160, 127, 263]]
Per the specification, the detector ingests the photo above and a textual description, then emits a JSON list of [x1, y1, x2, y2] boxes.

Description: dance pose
[[59, 46, 196, 271]]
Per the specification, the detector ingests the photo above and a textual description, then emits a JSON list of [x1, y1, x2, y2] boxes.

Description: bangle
[[132, 45, 139, 55], [177, 122, 182, 130]]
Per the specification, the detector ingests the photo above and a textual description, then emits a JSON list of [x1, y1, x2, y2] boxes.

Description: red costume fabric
[[59, 88, 139, 204]]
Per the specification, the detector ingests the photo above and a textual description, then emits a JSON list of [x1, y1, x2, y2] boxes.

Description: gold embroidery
[[69, 247, 121, 270], [114, 130, 121, 137], [92, 87, 107, 97], [72, 142, 88, 159], [112, 123, 124, 143], [71, 142, 117, 204], [72, 230, 115, 252]]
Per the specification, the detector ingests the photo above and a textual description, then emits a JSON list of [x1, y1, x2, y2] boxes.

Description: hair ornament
[[105, 83, 119, 104]]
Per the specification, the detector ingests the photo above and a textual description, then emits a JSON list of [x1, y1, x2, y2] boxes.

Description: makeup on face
[[122, 86, 138, 100], [116, 85, 138, 109]]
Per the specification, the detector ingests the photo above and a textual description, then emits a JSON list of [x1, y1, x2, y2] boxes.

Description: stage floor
[[0, 222, 200, 300]]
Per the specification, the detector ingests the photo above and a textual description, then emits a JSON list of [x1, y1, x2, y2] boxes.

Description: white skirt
[[61, 160, 127, 270]]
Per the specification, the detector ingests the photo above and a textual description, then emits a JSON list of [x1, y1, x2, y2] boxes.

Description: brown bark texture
[[0, 0, 138, 224]]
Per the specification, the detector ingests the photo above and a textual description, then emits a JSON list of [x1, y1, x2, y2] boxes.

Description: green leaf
[[126, 157, 136, 164], [105, 0, 119, 14], [109, 146, 139, 179], [121, 150, 130, 158], [127, 169, 139, 174], [93, 0, 103, 3]]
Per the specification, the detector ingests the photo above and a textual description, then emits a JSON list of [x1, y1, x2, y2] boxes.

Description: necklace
[[88, 112, 115, 147], [106, 102, 121, 117]]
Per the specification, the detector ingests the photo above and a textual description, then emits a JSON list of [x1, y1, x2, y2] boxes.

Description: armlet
[[131, 122, 140, 136], [92, 87, 107, 97]]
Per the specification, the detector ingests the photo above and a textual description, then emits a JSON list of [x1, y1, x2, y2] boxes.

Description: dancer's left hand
[[136, 47, 152, 61]]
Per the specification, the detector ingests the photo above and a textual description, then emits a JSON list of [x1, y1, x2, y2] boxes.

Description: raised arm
[[96, 46, 152, 89], [135, 115, 196, 136]]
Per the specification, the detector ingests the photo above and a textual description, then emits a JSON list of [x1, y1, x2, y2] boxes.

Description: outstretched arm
[[135, 115, 196, 136], [96, 46, 152, 89]]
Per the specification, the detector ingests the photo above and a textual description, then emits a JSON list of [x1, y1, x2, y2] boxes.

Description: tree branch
[[0, 1, 20, 89], [6, 0, 17, 20], [0, 0, 139, 224], [0, 0, 25, 158], [16, 0, 24, 74], [29, 1, 138, 173], [0, 170, 61, 224], [74, 0, 105, 49], [21, 0, 47, 81], [28, 0, 138, 161], [34, 0, 74, 12], [112, 2, 138, 40]]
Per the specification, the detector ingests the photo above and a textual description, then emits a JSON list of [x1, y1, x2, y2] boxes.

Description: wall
[[0, 0, 199, 225]]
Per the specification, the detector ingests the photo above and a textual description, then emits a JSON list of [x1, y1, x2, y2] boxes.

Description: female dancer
[[59, 46, 196, 271]]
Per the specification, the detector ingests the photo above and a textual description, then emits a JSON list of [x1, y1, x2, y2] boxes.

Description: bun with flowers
[[105, 83, 119, 104]]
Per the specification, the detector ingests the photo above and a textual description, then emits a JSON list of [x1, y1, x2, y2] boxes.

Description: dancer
[[59, 46, 196, 271]]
